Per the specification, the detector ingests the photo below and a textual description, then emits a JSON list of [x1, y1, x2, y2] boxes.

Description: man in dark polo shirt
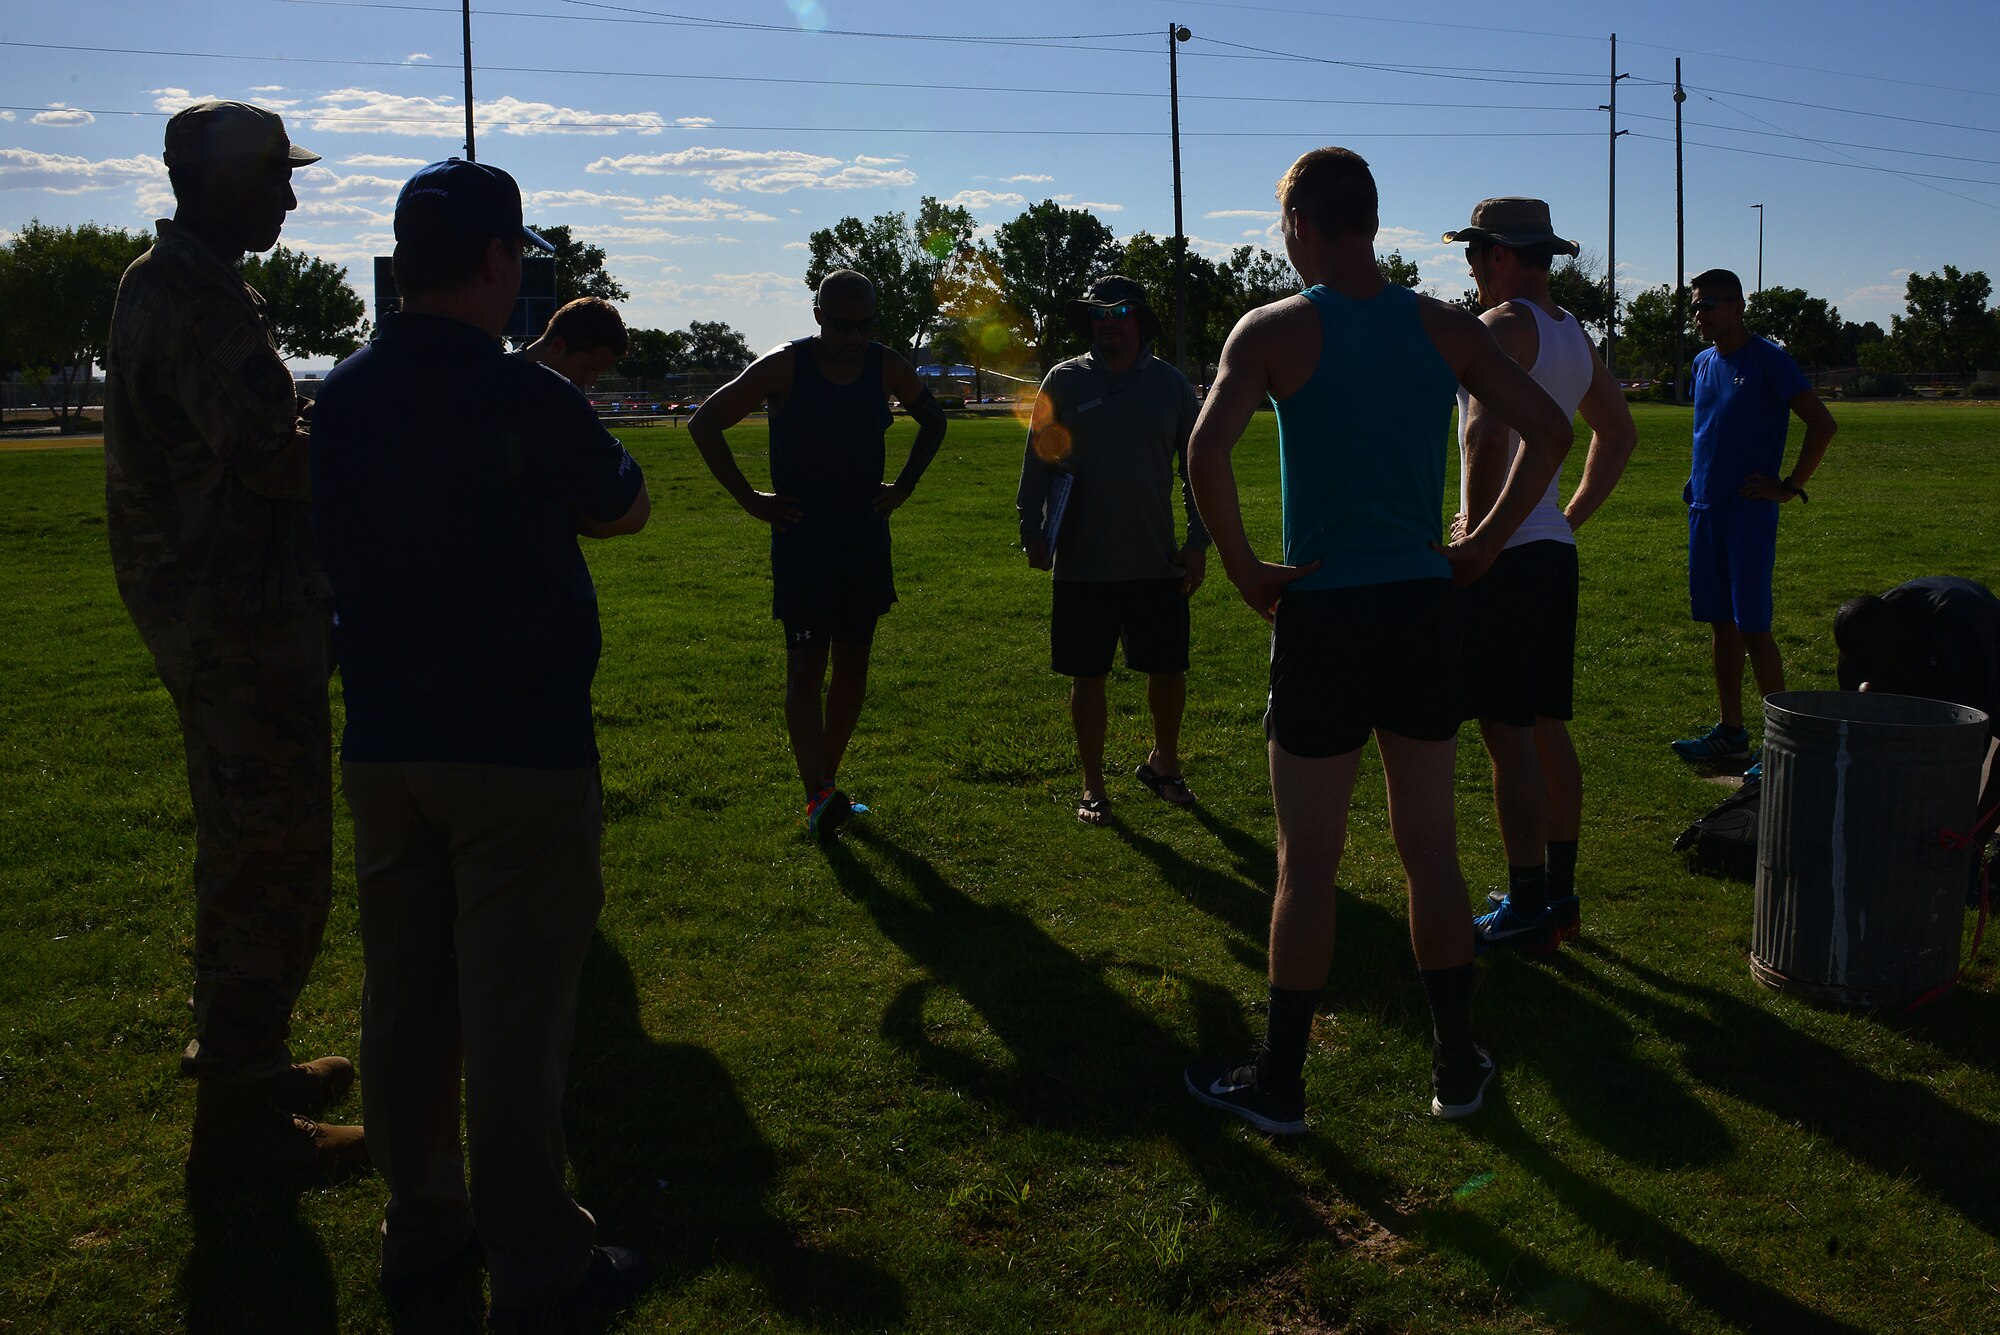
[[689, 269, 946, 839], [1016, 275, 1209, 825], [311, 158, 650, 1327]]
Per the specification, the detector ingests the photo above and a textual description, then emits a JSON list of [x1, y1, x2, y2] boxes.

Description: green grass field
[[2, 402, 1997, 1333]]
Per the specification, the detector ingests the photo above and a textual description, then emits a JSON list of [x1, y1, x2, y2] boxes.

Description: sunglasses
[[1090, 304, 1136, 322], [1463, 244, 1486, 261], [819, 314, 875, 334], [1690, 297, 1735, 312]]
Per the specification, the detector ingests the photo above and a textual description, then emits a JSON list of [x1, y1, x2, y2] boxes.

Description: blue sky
[[5, 0, 1999, 370]]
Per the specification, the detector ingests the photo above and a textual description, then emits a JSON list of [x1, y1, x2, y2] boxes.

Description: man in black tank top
[[690, 270, 948, 838]]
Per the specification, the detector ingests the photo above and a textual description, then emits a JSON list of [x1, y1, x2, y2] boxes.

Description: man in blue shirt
[[1672, 267, 1836, 767], [311, 158, 650, 1328]]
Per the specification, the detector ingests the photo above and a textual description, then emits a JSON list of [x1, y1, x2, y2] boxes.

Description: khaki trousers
[[345, 760, 604, 1308]]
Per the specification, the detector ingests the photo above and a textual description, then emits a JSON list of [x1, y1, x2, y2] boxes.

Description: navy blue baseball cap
[[394, 158, 555, 253]]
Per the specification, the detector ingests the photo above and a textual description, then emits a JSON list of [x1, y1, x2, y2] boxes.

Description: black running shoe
[[1430, 1042, 1495, 1120], [1183, 1058, 1307, 1135]]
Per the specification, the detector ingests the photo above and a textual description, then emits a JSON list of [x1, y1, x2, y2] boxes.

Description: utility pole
[[1169, 24, 1192, 374], [1753, 203, 1765, 295], [462, 0, 476, 161], [1602, 34, 1629, 377], [1674, 58, 1686, 404]]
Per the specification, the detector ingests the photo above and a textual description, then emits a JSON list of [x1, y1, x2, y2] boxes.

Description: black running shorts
[[1265, 578, 1460, 758], [1051, 577, 1191, 677], [1457, 539, 1578, 727]]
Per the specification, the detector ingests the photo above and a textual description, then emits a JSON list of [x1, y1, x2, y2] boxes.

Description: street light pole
[[1752, 203, 1765, 295], [1169, 23, 1192, 375], [1673, 59, 1686, 404], [1602, 34, 1629, 377]]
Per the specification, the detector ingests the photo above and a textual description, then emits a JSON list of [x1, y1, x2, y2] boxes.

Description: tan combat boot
[[188, 1076, 369, 1180], [265, 1054, 356, 1115]]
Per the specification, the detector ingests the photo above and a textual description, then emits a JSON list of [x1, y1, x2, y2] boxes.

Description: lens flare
[[786, 0, 829, 32], [1027, 393, 1070, 462]]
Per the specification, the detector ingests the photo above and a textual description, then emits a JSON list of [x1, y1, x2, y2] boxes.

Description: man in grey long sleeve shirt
[[1017, 275, 1210, 824]]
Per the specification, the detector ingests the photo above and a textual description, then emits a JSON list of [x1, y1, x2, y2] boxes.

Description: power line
[[1622, 111, 2000, 170], [0, 40, 1598, 116], [0, 102, 1597, 140], [554, 0, 1154, 43], [1627, 134, 2000, 205], [1194, 35, 1602, 86]]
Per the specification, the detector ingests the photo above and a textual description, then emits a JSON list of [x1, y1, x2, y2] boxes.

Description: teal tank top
[[1273, 284, 1460, 590]]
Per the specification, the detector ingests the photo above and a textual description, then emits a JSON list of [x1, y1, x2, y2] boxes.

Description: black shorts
[[1457, 539, 1578, 726], [1266, 579, 1459, 758], [783, 614, 878, 650], [1051, 577, 1190, 677]]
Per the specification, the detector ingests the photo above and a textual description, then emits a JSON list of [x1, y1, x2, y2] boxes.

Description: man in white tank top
[[1443, 198, 1638, 955]]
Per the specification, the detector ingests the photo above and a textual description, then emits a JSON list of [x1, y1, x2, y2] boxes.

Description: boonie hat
[[1064, 274, 1163, 342], [394, 159, 555, 253], [162, 100, 319, 169], [1442, 197, 1579, 257]]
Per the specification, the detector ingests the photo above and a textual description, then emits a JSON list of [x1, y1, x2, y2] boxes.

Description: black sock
[[1548, 840, 1579, 899], [1507, 863, 1551, 917], [1420, 963, 1476, 1057], [1257, 986, 1318, 1087]]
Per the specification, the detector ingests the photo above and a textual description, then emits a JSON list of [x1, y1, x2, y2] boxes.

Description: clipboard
[[1043, 468, 1075, 553]]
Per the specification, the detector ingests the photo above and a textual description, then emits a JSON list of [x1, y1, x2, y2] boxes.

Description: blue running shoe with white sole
[[1474, 894, 1559, 956], [1672, 723, 1752, 762]]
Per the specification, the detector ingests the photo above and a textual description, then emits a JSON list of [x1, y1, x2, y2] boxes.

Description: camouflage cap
[[163, 101, 320, 169]]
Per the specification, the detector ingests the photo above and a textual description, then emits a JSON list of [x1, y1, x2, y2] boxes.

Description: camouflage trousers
[[145, 613, 334, 1083]]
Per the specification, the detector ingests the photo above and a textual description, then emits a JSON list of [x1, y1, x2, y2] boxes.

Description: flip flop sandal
[[1077, 796, 1110, 825], [1135, 763, 1196, 807]]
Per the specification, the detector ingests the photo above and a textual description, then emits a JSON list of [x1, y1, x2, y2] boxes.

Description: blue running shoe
[[1742, 750, 1762, 782], [1474, 894, 1558, 956], [1672, 723, 1751, 762], [1484, 892, 1582, 948]]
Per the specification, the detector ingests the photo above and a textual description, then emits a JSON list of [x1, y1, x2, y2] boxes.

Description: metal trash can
[[1751, 690, 1991, 1008]]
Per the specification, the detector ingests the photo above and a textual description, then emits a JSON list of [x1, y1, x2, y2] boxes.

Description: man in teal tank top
[[1181, 148, 1574, 1133]]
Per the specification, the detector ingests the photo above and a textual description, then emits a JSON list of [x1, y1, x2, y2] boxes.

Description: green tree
[[1745, 286, 1843, 371], [617, 327, 689, 390], [1617, 284, 1691, 379], [528, 223, 630, 303], [1838, 319, 1885, 367], [934, 243, 1024, 399], [1549, 248, 1612, 343], [1217, 244, 1298, 311], [1117, 231, 1226, 371], [804, 196, 977, 357], [1890, 265, 1997, 373], [684, 319, 751, 378], [239, 244, 368, 360], [1380, 249, 1421, 288], [0, 219, 148, 430], [992, 200, 1120, 370]]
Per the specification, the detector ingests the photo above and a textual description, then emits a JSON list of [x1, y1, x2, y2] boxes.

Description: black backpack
[[1673, 777, 1762, 879]]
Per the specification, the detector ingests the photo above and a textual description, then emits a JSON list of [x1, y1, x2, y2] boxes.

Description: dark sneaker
[[489, 1245, 650, 1331], [1430, 1042, 1496, 1119], [1473, 894, 1558, 957], [1547, 893, 1581, 945], [1672, 723, 1751, 762], [1182, 1058, 1306, 1136]]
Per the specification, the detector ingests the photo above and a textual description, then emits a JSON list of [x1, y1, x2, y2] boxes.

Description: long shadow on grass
[[179, 1176, 339, 1335], [1883, 977, 2000, 1075], [1462, 1102, 1869, 1334], [1572, 938, 2000, 1240], [566, 932, 905, 1329]]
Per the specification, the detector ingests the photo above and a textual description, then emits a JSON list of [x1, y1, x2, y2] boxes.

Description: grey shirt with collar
[[1015, 347, 1209, 583]]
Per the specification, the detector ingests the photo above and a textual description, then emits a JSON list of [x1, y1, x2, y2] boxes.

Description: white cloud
[[340, 153, 427, 168], [406, 53, 432, 63], [1071, 200, 1123, 213], [293, 200, 389, 222], [854, 154, 903, 166], [943, 189, 1024, 210], [675, 116, 714, 129], [0, 112, 14, 122], [635, 270, 801, 306], [525, 187, 646, 210], [1003, 173, 1053, 183], [249, 85, 287, 94], [302, 88, 667, 138], [782, 240, 809, 251], [1185, 233, 1247, 260], [585, 146, 913, 193], [620, 193, 777, 222], [32, 105, 96, 128], [1375, 225, 1446, 254], [150, 88, 226, 113], [713, 235, 742, 244], [1207, 208, 1277, 220], [293, 166, 403, 201], [564, 224, 700, 244], [0, 147, 165, 194]]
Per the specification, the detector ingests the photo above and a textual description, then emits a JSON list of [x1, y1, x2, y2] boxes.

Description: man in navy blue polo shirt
[[1671, 267, 1836, 769], [311, 159, 650, 1328]]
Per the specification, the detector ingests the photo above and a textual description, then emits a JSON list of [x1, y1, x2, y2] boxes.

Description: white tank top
[[1457, 300, 1596, 549]]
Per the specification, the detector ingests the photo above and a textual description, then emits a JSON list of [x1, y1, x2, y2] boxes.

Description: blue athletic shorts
[[1687, 504, 1779, 633]]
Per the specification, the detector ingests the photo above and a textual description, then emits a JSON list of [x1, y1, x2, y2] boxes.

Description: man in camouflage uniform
[[103, 100, 365, 1177]]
